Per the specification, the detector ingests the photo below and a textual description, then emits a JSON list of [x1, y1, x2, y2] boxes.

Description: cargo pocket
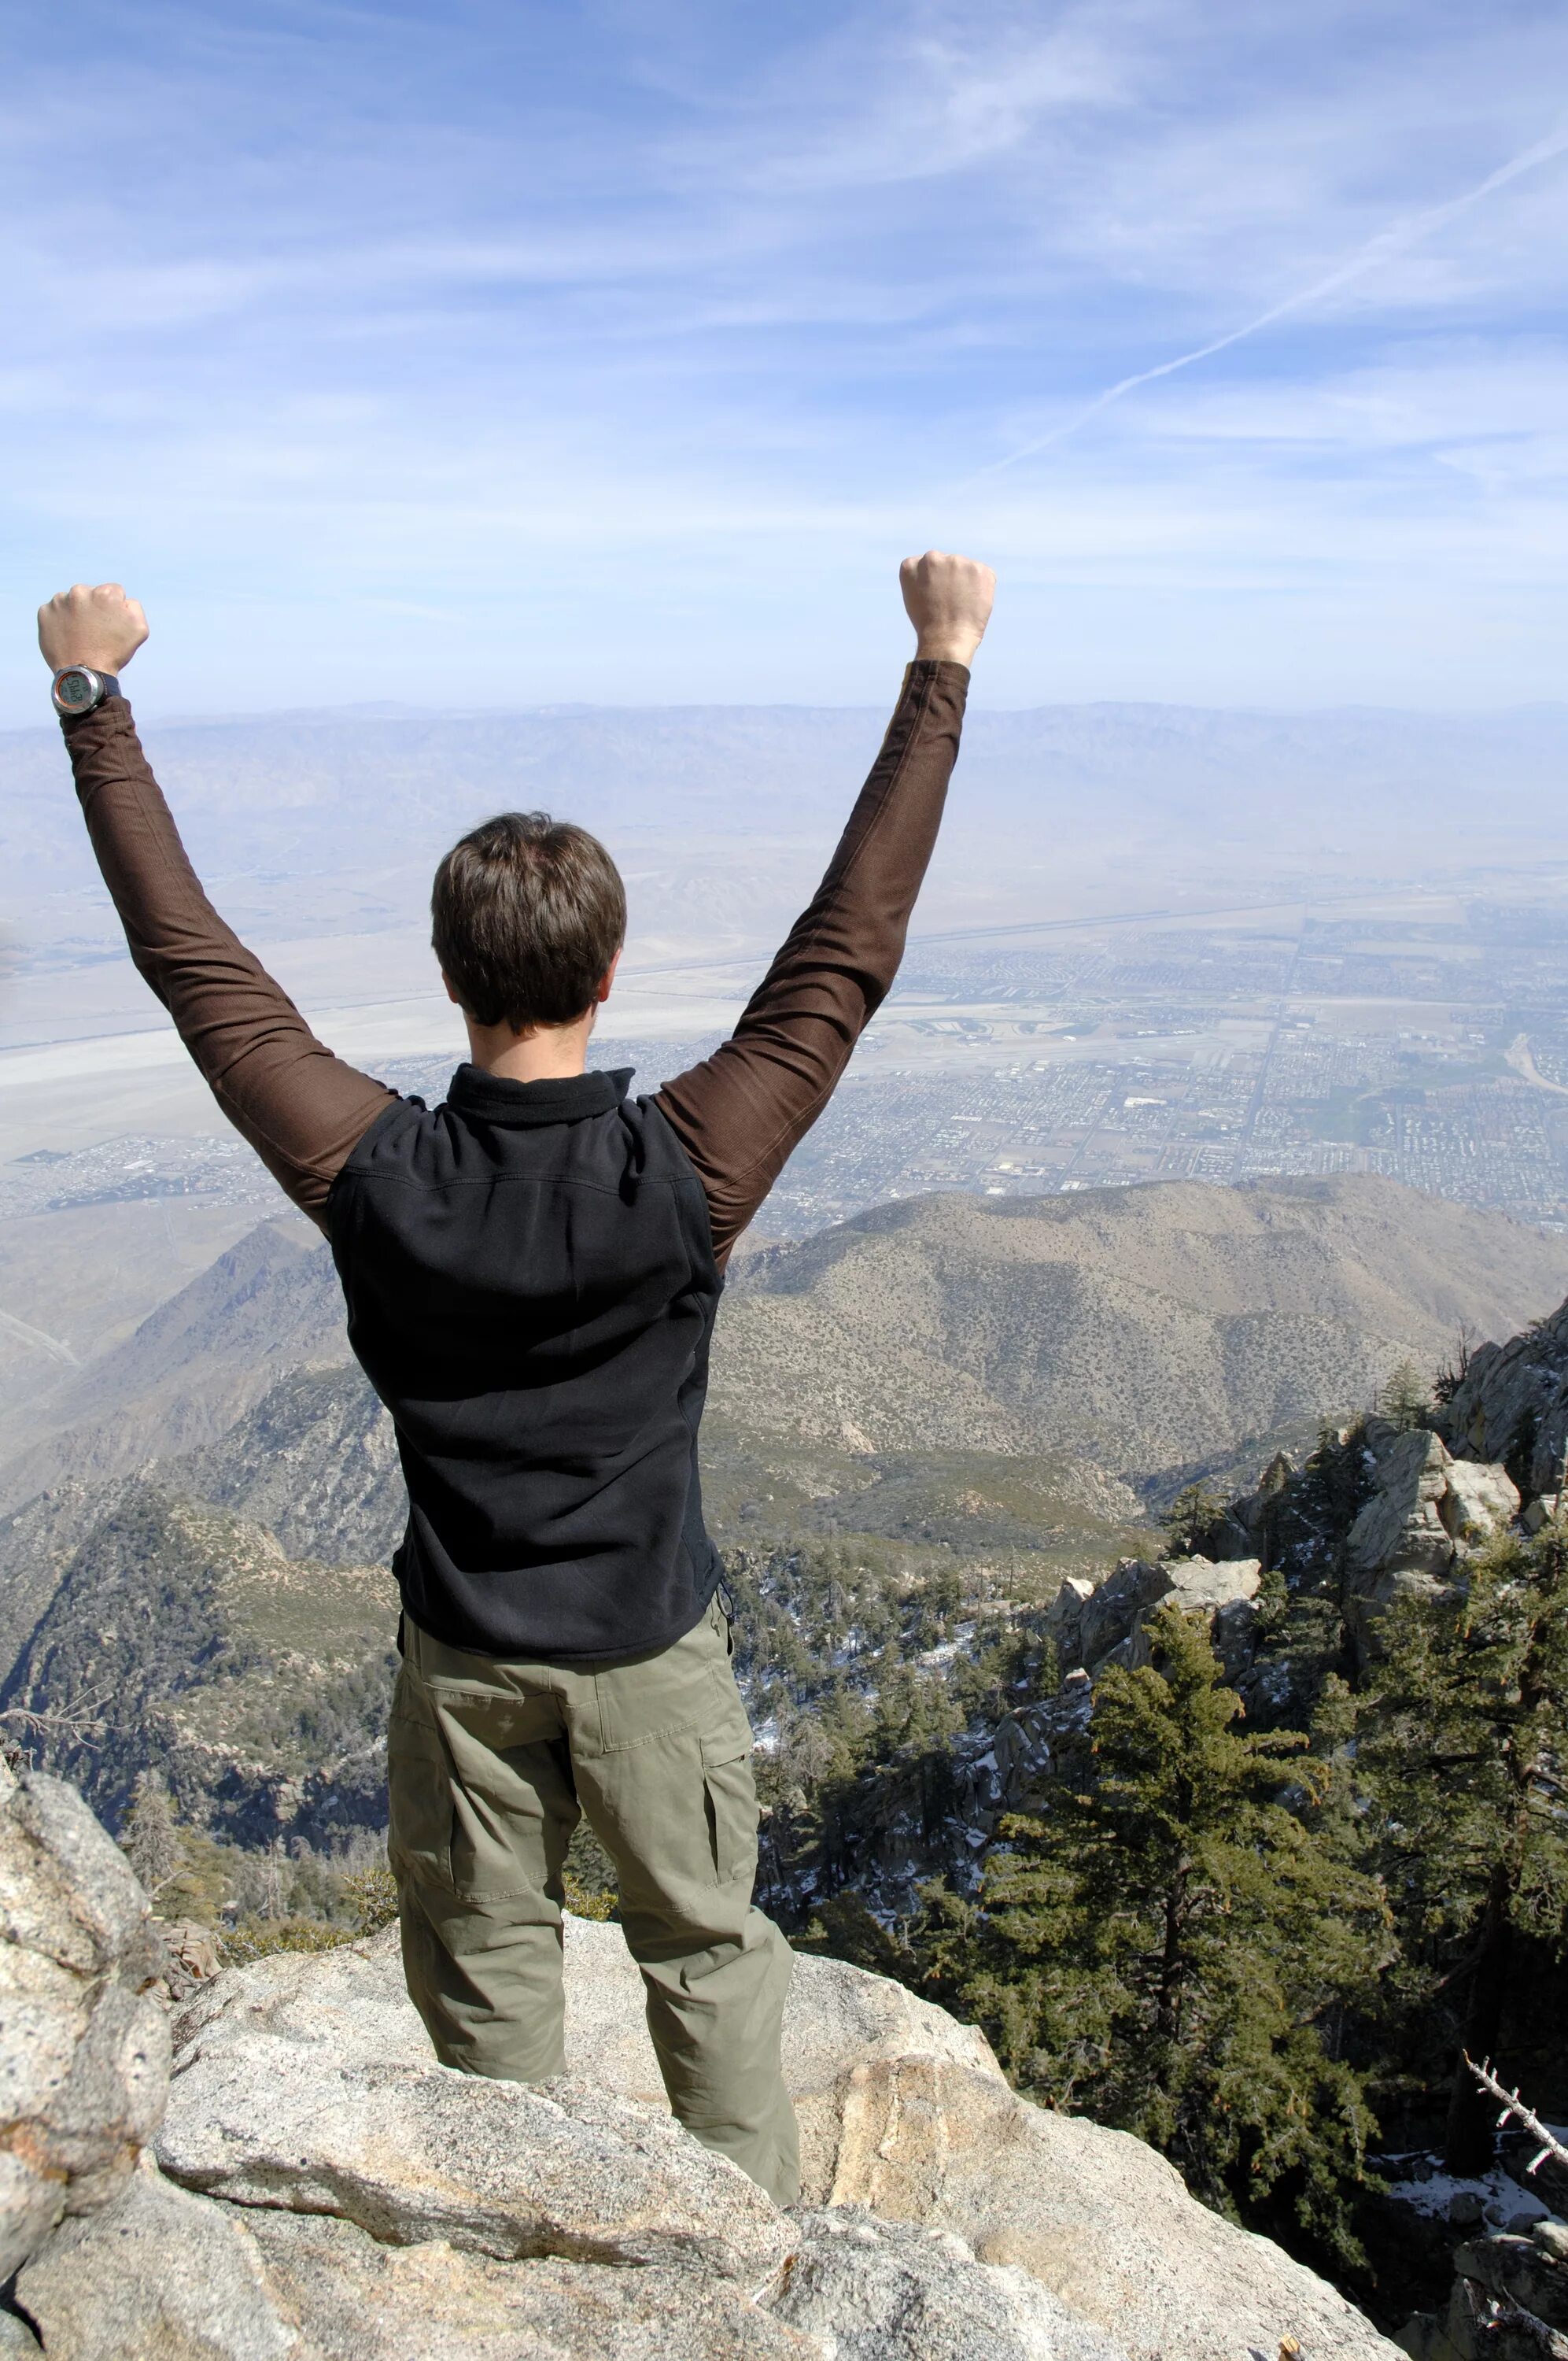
[[387, 1676, 456, 1893], [700, 1730, 758, 1886]]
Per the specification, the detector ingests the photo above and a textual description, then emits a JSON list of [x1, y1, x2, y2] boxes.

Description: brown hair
[[432, 811, 626, 1032]]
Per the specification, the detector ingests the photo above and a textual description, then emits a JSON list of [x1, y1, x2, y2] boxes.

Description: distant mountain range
[[8, 697, 1567, 961]]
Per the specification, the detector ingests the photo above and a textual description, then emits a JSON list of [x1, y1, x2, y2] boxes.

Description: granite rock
[[817, 2048, 1406, 2361], [18, 2157, 818, 2361], [1440, 1296, 1568, 1498], [762, 2208, 1128, 2361], [7, 1776, 1409, 2361], [0, 1757, 169, 2281], [1343, 1427, 1520, 1657], [157, 2024, 792, 2280], [14, 2155, 295, 2361]]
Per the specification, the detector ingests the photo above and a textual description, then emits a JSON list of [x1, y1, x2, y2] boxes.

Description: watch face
[[54, 669, 96, 712]]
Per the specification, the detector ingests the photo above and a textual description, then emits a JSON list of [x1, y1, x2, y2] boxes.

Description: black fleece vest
[[326, 1064, 723, 1664]]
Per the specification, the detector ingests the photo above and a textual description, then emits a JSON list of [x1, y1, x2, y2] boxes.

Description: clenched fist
[[900, 550, 994, 667], [38, 582, 149, 678]]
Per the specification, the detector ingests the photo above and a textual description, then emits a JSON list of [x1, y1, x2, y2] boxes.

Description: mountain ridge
[[6, 1172, 1563, 1521], [718, 1174, 1568, 1472]]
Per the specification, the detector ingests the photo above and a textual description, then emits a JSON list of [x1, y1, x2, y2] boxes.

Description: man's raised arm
[[655, 550, 994, 1266], [39, 584, 394, 1225]]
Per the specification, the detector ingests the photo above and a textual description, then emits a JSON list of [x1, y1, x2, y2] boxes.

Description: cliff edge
[[1, 1757, 1401, 2361]]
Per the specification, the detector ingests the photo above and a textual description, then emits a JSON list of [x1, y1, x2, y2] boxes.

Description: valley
[[2, 1168, 1562, 1845]]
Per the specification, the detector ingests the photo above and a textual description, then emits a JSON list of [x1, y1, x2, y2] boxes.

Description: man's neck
[[464, 1015, 596, 1084]]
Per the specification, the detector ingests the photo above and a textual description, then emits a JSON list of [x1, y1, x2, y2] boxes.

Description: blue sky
[[3, 0, 1566, 716]]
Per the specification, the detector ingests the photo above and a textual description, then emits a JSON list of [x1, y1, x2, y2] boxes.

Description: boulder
[[764, 2206, 1127, 2360], [1440, 1459, 1521, 1546], [1160, 1554, 1264, 1613], [17, 2154, 1128, 2361], [157, 2033, 793, 2280], [1125, 1557, 1262, 1679], [1343, 1429, 1521, 1658], [1348, 1429, 1457, 1583], [1053, 1554, 1264, 1683], [153, 1916, 1401, 2361], [6, 1748, 1408, 2361], [16, 2156, 820, 2360], [555, 1919, 1400, 2361], [168, 1923, 997, 2241], [1439, 1297, 1568, 1498], [1454, 2229, 1568, 2328], [14, 2154, 296, 2361], [817, 2047, 1404, 2361], [1042, 1577, 1095, 1670], [1076, 1559, 1170, 1672], [249, 2208, 821, 2359], [0, 1757, 169, 2282], [990, 1678, 1095, 1812]]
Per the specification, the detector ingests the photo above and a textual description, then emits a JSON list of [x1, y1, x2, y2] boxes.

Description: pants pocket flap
[[699, 1727, 751, 1770]]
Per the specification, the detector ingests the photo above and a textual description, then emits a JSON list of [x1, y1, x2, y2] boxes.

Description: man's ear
[[595, 948, 623, 1006], [441, 972, 462, 1007]]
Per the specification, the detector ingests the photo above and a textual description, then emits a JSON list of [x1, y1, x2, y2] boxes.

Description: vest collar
[[446, 1064, 633, 1128]]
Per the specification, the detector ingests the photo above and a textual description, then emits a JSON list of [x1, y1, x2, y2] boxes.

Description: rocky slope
[[718, 1177, 1568, 1472], [2, 1479, 397, 1845], [1440, 1292, 1568, 1501], [0, 1391, 1134, 1843], [0, 1216, 330, 1515], [7, 1171, 1564, 1524], [2, 1756, 1405, 2360]]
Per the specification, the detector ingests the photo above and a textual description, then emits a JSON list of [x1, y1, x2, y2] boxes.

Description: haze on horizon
[[3, 0, 1568, 723]]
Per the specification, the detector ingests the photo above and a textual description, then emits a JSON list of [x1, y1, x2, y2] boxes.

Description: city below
[[10, 874, 1568, 1238]]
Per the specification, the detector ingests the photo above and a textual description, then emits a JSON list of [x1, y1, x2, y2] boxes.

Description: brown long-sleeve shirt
[[64, 660, 969, 1265]]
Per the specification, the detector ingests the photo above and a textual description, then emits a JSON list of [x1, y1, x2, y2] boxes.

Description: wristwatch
[[51, 667, 121, 718]]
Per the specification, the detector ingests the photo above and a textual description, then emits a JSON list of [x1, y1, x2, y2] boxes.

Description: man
[[38, 552, 994, 2204]]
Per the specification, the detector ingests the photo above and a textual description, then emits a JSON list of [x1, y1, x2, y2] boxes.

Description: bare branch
[[1467, 2054, 1568, 2175], [0, 1694, 108, 1744]]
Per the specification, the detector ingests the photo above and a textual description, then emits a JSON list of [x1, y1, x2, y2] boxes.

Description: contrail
[[972, 120, 1568, 479]]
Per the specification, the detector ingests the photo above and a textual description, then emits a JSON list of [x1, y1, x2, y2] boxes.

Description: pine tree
[[1355, 1520, 1568, 2173], [1378, 1360, 1432, 1432], [1163, 1480, 1225, 1557], [120, 1771, 181, 1898], [917, 1601, 1391, 2266]]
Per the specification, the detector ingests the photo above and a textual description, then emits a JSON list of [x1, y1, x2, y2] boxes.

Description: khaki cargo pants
[[386, 1592, 800, 2205]]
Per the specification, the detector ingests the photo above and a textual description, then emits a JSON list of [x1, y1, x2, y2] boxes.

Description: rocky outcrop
[[1046, 1551, 1263, 1682], [761, 1543, 1276, 1926], [968, 1550, 1266, 1827], [1400, 2215, 1568, 2360], [1342, 1424, 1518, 1660], [13, 2154, 1093, 2361], [0, 1757, 169, 2285], [1440, 1298, 1568, 1500], [12, 1913, 1406, 2361]]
